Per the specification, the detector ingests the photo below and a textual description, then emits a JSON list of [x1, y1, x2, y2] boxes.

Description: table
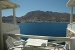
[[25, 38, 48, 50]]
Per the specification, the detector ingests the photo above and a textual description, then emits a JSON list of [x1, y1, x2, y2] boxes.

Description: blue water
[[19, 22, 68, 37]]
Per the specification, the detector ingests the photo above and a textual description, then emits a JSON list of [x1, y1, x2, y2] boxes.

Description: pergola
[[67, 0, 75, 23], [0, 1, 20, 50]]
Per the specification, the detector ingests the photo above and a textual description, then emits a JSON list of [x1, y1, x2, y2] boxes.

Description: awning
[[67, 0, 75, 7], [1, 1, 20, 10]]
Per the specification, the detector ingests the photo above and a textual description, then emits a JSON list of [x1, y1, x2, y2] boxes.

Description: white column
[[70, 37, 75, 50], [0, 2, 4, 50], [13, 8, 16, 24], [70, 6, 73, 24]]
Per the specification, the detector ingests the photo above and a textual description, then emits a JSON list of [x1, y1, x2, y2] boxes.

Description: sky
[[2, 0, 73, 17]]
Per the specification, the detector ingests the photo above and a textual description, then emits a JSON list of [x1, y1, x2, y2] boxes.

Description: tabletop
[[25, 38, 48, 47]]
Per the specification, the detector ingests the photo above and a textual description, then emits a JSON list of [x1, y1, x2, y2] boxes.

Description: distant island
[[2, 10, 75, 23]]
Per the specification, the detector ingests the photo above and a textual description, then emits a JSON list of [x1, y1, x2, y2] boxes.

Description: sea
[[19, 22, 69, 42]]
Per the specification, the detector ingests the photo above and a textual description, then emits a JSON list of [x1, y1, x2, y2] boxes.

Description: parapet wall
[[2, 23, 19, 33]]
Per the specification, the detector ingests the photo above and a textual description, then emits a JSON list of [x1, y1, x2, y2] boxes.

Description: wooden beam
[[2, 7, 19, 10]]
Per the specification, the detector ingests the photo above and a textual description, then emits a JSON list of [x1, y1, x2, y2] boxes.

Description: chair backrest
[[6, 36, 14, 48], [12, 36, 22, 41], [11, 37, 25, 46], [64, 42, 69, 50]]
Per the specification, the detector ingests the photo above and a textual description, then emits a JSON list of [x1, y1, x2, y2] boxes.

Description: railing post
[[13, 8, 16, 25], [0, 2, 4, 50], [70, 37, 75, 50]]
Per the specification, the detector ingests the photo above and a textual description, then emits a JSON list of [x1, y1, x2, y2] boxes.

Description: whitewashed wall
[[67, 23, 75, 37], [5, 28, 20, 34], [2, 23, 19, 33]]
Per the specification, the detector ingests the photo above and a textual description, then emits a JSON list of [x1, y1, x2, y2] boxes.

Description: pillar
[[13, 8, 16, 24], [0, 2, 4, 50], [70, 37, 75, 50], [70, 6, 73, 23]]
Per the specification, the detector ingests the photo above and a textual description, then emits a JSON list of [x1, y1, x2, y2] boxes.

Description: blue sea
[[19, 22, 68, 37]]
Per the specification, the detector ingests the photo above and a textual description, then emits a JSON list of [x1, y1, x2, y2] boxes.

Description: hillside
[[2, 10, 75, 23], [2, 15, 19, 23]]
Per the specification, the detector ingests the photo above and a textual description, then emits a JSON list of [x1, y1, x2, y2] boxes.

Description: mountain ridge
[[2, 10, 75, 23]]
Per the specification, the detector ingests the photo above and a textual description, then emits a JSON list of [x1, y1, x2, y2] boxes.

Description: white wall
[[67, 23, 75, 37], [2, 23, 19, 33], [5, 28, 20, 34], [67, 23, 75, 34]]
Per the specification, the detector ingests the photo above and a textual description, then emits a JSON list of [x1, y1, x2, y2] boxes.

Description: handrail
[[7, 34, 70, 41]]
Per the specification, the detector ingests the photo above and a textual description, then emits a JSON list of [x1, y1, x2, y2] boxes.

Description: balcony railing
[[2, 23, 19, 33], [67, 22, 75, 33], [67, 22, 75, 37]]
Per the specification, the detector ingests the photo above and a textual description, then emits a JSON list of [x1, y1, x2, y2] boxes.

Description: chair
[[64, 42, 69, 50], [6, 36, 27, 50], [47, 41, 65, 50], [11, 36, 27, 47]]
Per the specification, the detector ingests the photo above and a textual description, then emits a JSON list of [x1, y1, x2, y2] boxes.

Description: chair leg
[[54, 47, 56, 50], [63, 47, 65, 50], [58, 48, 59, 50]]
